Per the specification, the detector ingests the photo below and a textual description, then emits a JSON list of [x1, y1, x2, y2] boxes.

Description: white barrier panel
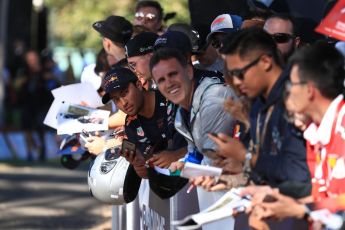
[[170, 184, 199, 226], [138, 180, 170, 230], [111, 183, 309, 230], [196, 187, 235, 230], [111, 204, 127, 230]]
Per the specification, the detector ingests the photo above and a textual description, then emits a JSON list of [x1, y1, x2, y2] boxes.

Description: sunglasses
[[284, 80, 307, 92], [227, 55, 264, 80], [135, 12, 157, 22], [271, 33, 295, 44], [211, 39, 222, 49]]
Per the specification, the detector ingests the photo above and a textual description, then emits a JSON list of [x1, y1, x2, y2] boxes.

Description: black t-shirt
[[124, 91, 186, 159]]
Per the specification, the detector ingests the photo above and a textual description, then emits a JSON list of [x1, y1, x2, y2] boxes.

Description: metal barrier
[[0, 131, 309, 229], [111, 181, 309, 230], [111, 180, 199, 230]]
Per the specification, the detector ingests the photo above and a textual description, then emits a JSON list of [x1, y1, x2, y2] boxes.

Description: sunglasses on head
[[271, 33, 295, 43], [227, 54, 266, 80], [135, 12, 157, 22]]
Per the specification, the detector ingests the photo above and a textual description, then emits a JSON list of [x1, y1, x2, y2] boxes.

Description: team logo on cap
[[154, 37, 167, 46], [211, 16, 229, 31], [210, 14, 237, 32], [104, 74, 118, 87], [212, 17, 226, 27], [139, 46, 153, 53]]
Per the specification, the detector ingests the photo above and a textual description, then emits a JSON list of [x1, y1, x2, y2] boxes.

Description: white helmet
[[88, 146, 130, 205]]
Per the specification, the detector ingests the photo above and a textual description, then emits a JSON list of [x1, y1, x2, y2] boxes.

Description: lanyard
[[252, 105, 275, 155]]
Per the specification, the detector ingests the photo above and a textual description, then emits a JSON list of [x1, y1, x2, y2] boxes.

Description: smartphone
[[79, 129, 90, 145], [82, 129, 90, 137], [121, 139, 136, 155]]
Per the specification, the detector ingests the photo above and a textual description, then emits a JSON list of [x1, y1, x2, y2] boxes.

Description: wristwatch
[[243, 151, 252, 175], [302, 204, 312, 222]]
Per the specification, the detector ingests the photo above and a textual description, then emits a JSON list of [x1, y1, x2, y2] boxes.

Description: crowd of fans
[[3, 45, 68, 161], [83, 0, 345, 229], [5, 0, 345, 229]]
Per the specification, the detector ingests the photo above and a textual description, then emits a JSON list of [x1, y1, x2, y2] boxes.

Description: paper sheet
[[52, 82, 103, 108], [180, 162, 222, 179], [56, 103, 109, 135]]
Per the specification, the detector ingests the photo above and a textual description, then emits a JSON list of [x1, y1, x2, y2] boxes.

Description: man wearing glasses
[[133, 0, 164, 34], [125, 31, 158, 91], [239, 41, 345, 228], [264, 14, 300, 64], [212, 28, 310, 199]]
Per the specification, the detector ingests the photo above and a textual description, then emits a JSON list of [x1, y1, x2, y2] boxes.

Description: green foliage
[[44, 0, 190, 50], [160, 0, 190, 25]]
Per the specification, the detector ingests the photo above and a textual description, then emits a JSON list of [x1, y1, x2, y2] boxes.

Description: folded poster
[[171, 188, 251, 229], [180, 162, 223, 179], [56, 103, 109, 135]]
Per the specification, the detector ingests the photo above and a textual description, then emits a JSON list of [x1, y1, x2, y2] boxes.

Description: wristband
[[170, 169, 181, 176]]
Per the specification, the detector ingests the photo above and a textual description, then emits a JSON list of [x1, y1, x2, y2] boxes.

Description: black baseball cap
[[154, 30, 192, 54], [102, 67, 138, 104], [168, 23, 201, 54], [192, 24, 210, 53], [125, 32, 158, 58], [92, 15, 133, 45]]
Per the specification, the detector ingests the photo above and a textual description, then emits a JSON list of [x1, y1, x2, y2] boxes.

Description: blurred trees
[[45, 0, 189, 50]]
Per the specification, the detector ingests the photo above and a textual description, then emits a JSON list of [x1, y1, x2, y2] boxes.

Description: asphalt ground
[[0, 160, 112, 230]]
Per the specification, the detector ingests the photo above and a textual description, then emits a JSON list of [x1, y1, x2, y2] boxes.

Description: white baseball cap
[[206, 14, 243, 42]]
